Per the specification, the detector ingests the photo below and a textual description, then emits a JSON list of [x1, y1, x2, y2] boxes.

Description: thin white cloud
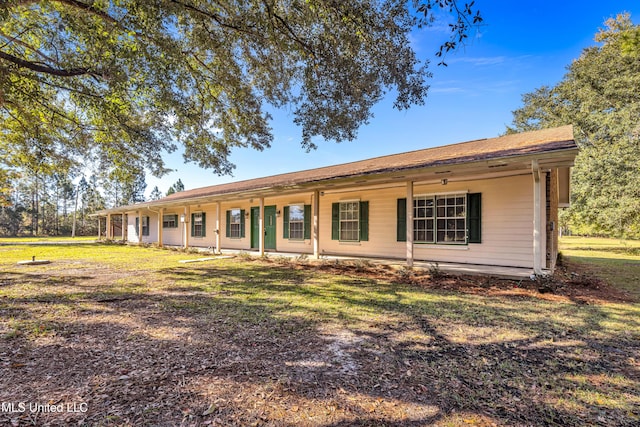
[[446, 56, 507, 66]]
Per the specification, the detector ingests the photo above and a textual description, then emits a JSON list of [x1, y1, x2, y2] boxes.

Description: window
[[283, 205, 311, 240], [339, 202, 359, 241], [135, 216, 150, 236], [228, 209, 242, 238], [288, 205, 304, 240], [191, 212, 206, 237], [397, 193, 480, 244], [434, 195, 466, 243], [162, 214, 178, 228], [413, 196, 435, 243], [332, 201, 368, 242]]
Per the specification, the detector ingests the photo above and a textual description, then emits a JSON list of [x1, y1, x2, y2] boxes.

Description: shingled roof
[[159, 125, 575, 201], [98, 125, 576, 213]]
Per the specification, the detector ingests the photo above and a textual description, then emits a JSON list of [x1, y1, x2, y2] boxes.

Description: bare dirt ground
[[1, 256, 638, 426]]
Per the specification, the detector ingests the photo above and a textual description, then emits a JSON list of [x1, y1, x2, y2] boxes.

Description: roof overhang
[[94, 145, 578, 216]]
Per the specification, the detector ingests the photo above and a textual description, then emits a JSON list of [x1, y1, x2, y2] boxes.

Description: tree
[[166, 179, 185, 196], [0, 0, 481, 181], [149, 186, 163, 201], [508, 14, 640, 238]]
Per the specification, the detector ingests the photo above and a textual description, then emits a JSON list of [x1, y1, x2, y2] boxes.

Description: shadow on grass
[[0, 262, 638, 426]]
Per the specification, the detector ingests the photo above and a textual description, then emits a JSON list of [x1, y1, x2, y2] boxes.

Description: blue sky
[[146, 1, 640, 195]]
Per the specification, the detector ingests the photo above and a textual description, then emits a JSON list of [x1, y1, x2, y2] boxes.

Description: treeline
[[508, 14, 640, 239], [0, 167, 185, 237], [0, 171, 148, 237]]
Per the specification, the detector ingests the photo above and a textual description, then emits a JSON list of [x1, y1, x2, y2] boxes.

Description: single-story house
[[95, 125, 578, 275]]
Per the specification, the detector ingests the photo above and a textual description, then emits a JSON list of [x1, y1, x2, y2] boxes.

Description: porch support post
[[259, 197, 265, 256], [406, 181, 414, 267], [97, 217, 101, 240], [157, 208, 164, 247], [106, 213, 112, 240], [184, 206, 190, 249], [121, 214, 126, 242], [138, 211, 143, 245], [216, 202, 221, 254], [532, 160, 543, 275], [313, 190, 320, 259]]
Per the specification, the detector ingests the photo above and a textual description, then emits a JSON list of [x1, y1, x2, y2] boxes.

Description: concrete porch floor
[[195, 248, 538, 280]]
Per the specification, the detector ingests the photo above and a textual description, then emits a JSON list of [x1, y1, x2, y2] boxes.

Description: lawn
[[560, 236, 640, 299], [0, 235, 97, 243], [0, 242, 638, 426]]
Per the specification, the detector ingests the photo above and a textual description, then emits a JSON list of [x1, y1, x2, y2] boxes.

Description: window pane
[[230, 209, 241, 224], [426, 230, 434, 242], [289, 205, 304, 221]]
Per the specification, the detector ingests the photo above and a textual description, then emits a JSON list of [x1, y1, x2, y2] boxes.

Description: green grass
[[560, 236, 640, 299], [0, 235, 97, 243], [0, 242, 638, 426]]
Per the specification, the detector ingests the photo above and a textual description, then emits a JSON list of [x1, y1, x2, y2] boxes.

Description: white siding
[[160, 211, 183, 247], [219, 201, 252, 250], [187, 204, 217, 248], [126, 211, 158, 244], [319, 175, 537, 268], [141, 174, 541, 268]]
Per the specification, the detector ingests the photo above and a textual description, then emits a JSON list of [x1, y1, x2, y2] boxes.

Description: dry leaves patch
[[0, 253, 638, 426]]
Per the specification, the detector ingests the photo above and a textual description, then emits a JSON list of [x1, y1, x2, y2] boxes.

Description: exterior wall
[[160, 209, 184, 247], [126, 211, 159, 244], [218, 201, 252, 250], [216, 195, 314, 253], [133, 173, 548, 269], [271, 194, 314, 254], [318, 174, 537, 268], [186, 204, 218, 248]]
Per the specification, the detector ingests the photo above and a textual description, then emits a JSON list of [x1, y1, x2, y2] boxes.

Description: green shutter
[[135, 217, 139, 236], [304, 205, 311, 240], [397, 198, 407, 242], [201, 213, 206, 237], [191, 213, 195, 237], [283, 206, 290, 239], [240, 209, 245, 238], [225, 211, 231, 237], [144, 216, 150, 236], [331, 203, 339, 240], [468, 193, 482, 243], [359, 201, 369, 241], [173, 214, 178, 228]]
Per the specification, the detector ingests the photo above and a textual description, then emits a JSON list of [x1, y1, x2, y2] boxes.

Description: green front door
[[250, 207, 260, 249], [264, 205, 277, 250]]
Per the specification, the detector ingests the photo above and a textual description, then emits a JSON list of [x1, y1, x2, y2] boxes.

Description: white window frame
[[414, 192, 467, 245], [162, 214, 178, 229], [339, 201, 360, 242], [229, 209, 242, 239], [288, 204, 305, 240], [193, 212, 204, 238], [141, 216, 149, 236]]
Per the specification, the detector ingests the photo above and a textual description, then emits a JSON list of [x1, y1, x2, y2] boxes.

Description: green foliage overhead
[[508, 13, 640, 238], [0, 0, 481, 180]]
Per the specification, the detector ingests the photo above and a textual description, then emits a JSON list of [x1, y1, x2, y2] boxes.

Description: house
[[94, 125, 578, 275]]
